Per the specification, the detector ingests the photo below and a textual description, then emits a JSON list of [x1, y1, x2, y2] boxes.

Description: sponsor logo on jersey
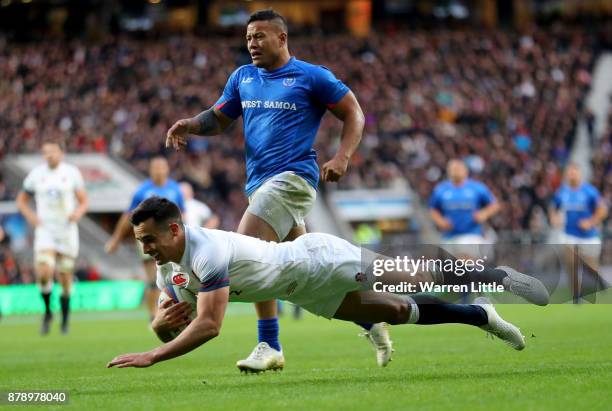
[[241, 100, 297, 110], [241, 77, 254, 83], [172, 272, 190, 288]]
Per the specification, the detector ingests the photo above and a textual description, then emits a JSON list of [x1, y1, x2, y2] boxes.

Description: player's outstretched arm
[[107, 286, 229, 368], [166, 108, 235, 151], [104, 212, 132, 254], [322, 91, 365, 182]]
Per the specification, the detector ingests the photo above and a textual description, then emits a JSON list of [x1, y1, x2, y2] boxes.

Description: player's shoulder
[[185, 226, 228, 262], [230, 64, 258, 79], [60, 162, 82, 174], [582, 183, 600, 195], [468, 179, 490, 190], [433, 179, 452, 191], [26, 163, 47, 177], [136, 179, 154, 191], [555, 183, 569, 194], [292, 58, 330, 72], [292, 58, 337, 81], [166, 178, 181, 189]]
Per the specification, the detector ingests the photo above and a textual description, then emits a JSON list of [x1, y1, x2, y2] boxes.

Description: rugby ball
[[158, 284, 198, 339]]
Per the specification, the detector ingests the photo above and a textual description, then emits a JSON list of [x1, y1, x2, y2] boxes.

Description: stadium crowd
[[0, 25, 607, 239]]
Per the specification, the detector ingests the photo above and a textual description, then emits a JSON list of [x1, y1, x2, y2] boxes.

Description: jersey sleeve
[[551, 190, 562, 209], [192, 239, 230, 292], [428, 186, 442, 211], [128, 185, 146, 211], [310, 65, 350, 108], [477, 183, 495, 207], [72, 166, 86, 191], [213, 68, 243, 120], [22, 169, 37, 195], [587, 185, 602, 212]]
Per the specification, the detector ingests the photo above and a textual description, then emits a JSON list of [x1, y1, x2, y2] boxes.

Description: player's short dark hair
[[130, 196, 183, 227], [41, 137, 65, 151], [247, 9, 288, 33]]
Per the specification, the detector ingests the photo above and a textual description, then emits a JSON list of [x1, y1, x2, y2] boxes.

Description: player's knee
[[35, 252, 56, 275], [58, 256, 75, 274], [387, 299, 410, 325]]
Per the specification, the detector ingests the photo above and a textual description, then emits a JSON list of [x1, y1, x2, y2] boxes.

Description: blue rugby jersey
[[429, 179, 496, 238], [214, 57, 349, 195], [552, 183, 601, 238], [128, 179, 185, 212]]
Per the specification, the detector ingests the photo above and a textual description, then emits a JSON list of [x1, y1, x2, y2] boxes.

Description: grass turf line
[[0, 304, 611, 411]]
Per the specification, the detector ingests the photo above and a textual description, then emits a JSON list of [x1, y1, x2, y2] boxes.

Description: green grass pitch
[[1, 303, 611, 410]]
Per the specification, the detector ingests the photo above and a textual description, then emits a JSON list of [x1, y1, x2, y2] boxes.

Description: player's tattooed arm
[[193, 108, 222, 135], [107, 287, 229, 369], [167, 108, 234, 150], [191, 108, 234, 135]]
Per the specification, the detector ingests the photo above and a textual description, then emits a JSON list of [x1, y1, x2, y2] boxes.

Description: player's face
[[42, 143, 63, 168], [149, 158, 169, 185], [134, 218, 181, 265], [246, 21, 285, 68], [447, 161, 467, 183], [567, 165, 582, 186]]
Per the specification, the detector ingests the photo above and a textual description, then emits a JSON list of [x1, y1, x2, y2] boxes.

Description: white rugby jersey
[[157, 225, 359, 306], [184, 198, 213, 227], [22, 162, 85, 229]]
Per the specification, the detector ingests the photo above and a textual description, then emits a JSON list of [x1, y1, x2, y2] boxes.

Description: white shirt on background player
[[184, 198, 214, 228], [22, 162, 85, 230]]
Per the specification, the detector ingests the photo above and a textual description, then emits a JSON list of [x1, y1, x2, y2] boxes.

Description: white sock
[[404, 296, 420, 324], [39, 281, 53, 294]]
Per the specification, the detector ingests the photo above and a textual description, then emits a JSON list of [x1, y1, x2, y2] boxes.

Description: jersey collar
[[258, 56, 295, 77]]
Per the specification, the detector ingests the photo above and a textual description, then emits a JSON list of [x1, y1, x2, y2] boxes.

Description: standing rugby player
[[17, 139, 89, 335], [166, 9, 392, 371]]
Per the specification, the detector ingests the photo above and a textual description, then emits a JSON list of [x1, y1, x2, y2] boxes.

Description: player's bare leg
[[57, 255, 75, 334], [236, 212, 285, 373], [562, 244, 603, 303], [35, 250, 56, 335], [143, 259, 159, 322], [333, 290, 525, 350]]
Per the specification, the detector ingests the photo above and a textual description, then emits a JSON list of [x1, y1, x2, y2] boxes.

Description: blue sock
[[355, 322, 373, 331], [411, 295, 487, 326], [258, 318, 281, 351]]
